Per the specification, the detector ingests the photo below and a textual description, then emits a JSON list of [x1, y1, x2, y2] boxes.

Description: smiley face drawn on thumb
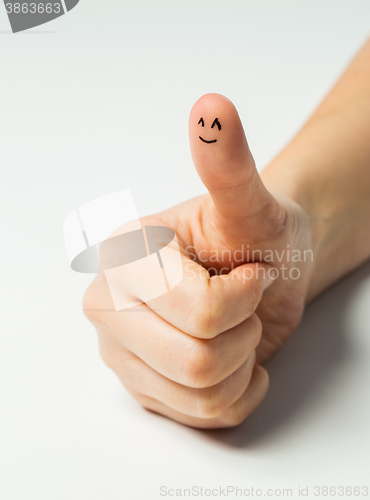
[[197, 116, 222, 144]]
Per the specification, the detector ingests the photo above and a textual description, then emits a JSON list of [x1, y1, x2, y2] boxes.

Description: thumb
[[189, 94, 282, 239]]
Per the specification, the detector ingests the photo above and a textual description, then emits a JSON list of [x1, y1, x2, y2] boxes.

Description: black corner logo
[[4, 0, 79, 33]]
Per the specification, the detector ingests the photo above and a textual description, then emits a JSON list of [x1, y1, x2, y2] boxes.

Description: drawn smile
[[197, 117, 222, 144], [199, 136, 217, 144]]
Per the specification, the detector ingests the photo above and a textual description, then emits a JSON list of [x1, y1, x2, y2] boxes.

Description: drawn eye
[[198, 117, 205, 127], [211, 118, 221, 131]]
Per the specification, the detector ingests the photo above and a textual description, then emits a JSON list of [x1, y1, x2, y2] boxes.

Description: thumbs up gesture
[[187, 94, 314, 363], [84, 94, 314, 428]]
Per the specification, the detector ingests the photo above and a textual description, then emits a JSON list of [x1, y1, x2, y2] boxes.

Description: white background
[[1, 1, 370, 499]]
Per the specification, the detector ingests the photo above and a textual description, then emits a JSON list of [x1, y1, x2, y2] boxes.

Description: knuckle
[[82, 281, 98, 321], [135, 394, 153, 411], [98, 338, 127, 373], [258, 364, 270, 390], [219, 406, 247, 428], [249, 313, 263, 348], [82, 274, 113, 324], [245, 283, 263, 316], [188, 296, 223, 339], [82, 278, 108, 325], [99, 344, 118, 370], [183, 340, 219, 388], [219, 365, 269, 428], [196, 386, 227, 419]]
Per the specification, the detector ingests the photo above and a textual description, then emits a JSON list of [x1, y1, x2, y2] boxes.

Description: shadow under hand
[[203, 259, 370, 449]]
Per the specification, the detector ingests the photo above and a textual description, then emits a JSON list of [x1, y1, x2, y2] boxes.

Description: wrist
[[260, 121, 370, 301]]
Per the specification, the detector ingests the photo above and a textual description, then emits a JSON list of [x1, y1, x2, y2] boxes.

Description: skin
[[83, 38, 370, 429]]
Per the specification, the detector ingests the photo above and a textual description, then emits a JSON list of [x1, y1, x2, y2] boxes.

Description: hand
[[83, 94, 315, 428]]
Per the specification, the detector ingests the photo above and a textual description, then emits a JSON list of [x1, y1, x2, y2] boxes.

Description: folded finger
[[135, 364, 269, 429], [87, 274, 263, 388], [101, 338, 257, 420]]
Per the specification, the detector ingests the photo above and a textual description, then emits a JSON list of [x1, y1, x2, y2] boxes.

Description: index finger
[[99, 226, 274, 338], [146, 251, 274, 338]]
